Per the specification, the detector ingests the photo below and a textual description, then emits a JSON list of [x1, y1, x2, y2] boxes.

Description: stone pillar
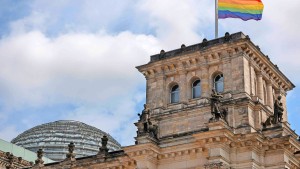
[[266, 82, 274, 109], [249, 64, 253, 96], [257, 73, 264, 101], [156, 75, 165, 107], [281, 92, 288, 122], [156, 67, 165, 108], [201, 65, 210, 98], [179, 71, 187, 102], [146, 77, 154, 105], [177, 62, 187, 103]]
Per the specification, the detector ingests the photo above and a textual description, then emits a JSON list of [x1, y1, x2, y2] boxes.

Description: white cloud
[[0, 30, 159, 144], [9, 0, 138, 35], [0, 30, 159, 108], [261, 0, 300, 84], [138, 0, 213, 49]]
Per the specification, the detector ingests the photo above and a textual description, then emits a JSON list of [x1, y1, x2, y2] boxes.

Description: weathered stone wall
[[145, 50, 247, 110], [157, 107, 211, 138]]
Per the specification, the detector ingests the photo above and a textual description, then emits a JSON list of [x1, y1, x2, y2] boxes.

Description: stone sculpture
[[6, 153, 15, 169], [210, 89, 227, 122], [35, 149, 44, 166], [138, 104, 150, 132], [274, 95, 284, 123], [99, 135, 109, 154], [263, 95, 284, 128], [136, 104, 158, 139], [66, 142, 75, 160]]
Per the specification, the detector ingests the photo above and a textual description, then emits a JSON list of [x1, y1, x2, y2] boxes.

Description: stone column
[[257, 73, 264, 101], [266, 82, 274, 109]]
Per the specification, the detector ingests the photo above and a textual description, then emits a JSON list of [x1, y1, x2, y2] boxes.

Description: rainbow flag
[[218, 0, 264, 21]]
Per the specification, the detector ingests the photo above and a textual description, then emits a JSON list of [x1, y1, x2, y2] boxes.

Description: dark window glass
[[192, 80, 201, 98], [214, 74, 224, 93], [171, 85, 179, 103]]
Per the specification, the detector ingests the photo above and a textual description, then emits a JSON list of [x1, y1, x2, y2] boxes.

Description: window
[[170, 85, 179, 103], [192, 80, 201, 98], [214, 74, 224, 93]]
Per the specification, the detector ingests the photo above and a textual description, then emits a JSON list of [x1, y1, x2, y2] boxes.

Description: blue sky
[[0, 0, 299, 146]]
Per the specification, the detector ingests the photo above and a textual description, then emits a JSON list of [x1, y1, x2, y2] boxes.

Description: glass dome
[[11, 120, 121, 161]]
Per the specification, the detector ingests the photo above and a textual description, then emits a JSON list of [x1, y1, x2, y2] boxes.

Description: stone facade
[[0, 151, 32, 169], [22, 32, 300, 169]]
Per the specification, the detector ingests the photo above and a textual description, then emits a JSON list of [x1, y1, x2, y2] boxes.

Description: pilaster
[[256, 73, 264, 101], [201, 65, 210, 98], [266, 82, 274, 110]]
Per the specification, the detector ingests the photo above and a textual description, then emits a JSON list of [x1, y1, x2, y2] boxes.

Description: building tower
[[22, 32, 300, 169], [131, 32, 300, 169]]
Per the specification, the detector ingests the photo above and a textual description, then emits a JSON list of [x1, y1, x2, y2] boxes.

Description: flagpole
[[215, 0, 218, 38]]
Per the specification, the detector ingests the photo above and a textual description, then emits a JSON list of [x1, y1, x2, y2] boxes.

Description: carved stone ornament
[[136, 104, 158, 139], [274, 95, 284, 123], [224, 32, 231, 42], [35, 149, 44, 166], [66, 142, 76, 160], [159, 50, 166, 59], [202, 38, 208, 47], [263, 95, 284, 128], [6, 152, 15, 169], [209, 89, 227, 123], [99, 135, 109, 154], [204, 162, 223, 169]]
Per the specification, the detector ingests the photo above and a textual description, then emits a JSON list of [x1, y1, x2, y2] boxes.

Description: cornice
[[242, 40, 295, 91], [136, 32, 295, 92]]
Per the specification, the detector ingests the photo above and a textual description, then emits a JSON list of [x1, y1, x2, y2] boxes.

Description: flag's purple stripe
[[218, 10, 262, 21]]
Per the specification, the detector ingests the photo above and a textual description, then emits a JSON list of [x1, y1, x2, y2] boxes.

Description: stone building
[[9, 32, 300, 169], [0, 139, 53, 169]]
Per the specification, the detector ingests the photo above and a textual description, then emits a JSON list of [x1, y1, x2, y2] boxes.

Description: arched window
[[170, 85, 179, 103], [192, 80, 201, 98], [214, 74, 224, 93]]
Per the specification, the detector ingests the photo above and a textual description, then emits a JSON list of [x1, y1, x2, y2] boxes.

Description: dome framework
[[11, 120, 121, 161]]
